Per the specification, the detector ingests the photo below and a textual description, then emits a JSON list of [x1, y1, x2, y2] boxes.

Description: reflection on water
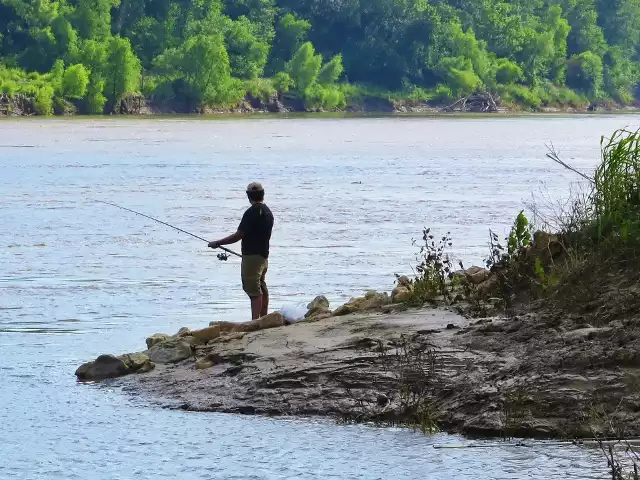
[[2, 115, 638, 479]]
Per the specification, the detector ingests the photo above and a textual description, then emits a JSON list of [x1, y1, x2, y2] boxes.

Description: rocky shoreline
[[75, 268, 640, 439], [3, 90, 637, 117]]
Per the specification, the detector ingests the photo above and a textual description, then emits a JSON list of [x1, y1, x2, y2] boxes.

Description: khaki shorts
[[241, 255, 268, 298]]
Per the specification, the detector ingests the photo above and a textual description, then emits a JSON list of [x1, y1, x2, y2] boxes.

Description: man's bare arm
[[208, 230, 244, 249]]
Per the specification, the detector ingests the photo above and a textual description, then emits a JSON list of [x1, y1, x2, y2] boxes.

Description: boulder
[[391, 286, 411, 303], [208, 321, 239, 334], [118, 352, 150, 373], [195, 353, 224, 370], [304, 312, 332, 322], [305, 295, 330, 318], [177, 327, 192, 337], [332, 303, 357, 316], [146, 333, 169, 350], [75, 354, 128, 381], [189, 325, 221, 345], [237, 312, 286, 333], [465, 267, 491, 285], [137, 360, 155, 373], [361, 291, 390, 309], [332, 291, 390, 316], [476, 275, 500, 297], [531, 231, 564, 261], [148, 339, 193, 364], [181, 336, 200, 346]]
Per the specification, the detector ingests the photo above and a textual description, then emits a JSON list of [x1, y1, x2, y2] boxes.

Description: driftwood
[[442, 91, 498, 113]]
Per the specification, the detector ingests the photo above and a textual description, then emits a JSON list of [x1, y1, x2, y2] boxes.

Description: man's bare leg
[[260, 292, 269, 317], [250, 296, 262, 320]]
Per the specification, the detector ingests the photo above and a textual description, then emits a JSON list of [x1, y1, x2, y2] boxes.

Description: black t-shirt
[[238, 203, 274, 258]]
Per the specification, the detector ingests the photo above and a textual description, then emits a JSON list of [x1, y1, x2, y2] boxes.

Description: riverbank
[[75, 265, 640, 439], [2, 90, 638, 117]]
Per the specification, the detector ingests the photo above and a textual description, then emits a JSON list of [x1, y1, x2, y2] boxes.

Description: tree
[[286, 41, 322, 92], [224, 16, 269, 79], [63, 63, 90, 98], [105, 36, 141, 109], [316, 53, 343, 85], [267, 13, 311, 74], [153, 32, 243, 107], [72, 0, 120, 40], [567, 50, 604, 99]]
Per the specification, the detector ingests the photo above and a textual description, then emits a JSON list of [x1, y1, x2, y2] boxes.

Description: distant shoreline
[[3, 92, 639, 119]]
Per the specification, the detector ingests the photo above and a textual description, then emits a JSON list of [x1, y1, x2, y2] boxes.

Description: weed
[[408, 228, 461, 305]]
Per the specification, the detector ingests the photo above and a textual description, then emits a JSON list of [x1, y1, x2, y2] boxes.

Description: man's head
[[246, 182, 265, 203]]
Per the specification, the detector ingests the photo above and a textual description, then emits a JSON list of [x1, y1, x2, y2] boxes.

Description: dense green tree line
[[0, 0, 638, 114]]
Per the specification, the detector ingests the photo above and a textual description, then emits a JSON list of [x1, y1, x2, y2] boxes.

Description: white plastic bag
[[278, 302, 309, 323]]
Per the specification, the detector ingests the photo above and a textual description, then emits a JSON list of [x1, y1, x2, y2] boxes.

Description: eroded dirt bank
[[95, 298, 640, 439]]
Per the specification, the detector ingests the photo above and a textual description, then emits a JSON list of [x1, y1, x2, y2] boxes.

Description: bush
[[245, 77, 276, 101], [271, 72, 293, 93], [591, 129, 640, 248], [303, 83, 345, 110], [34, 85, 55, 115], [499, 85, 542, 110]]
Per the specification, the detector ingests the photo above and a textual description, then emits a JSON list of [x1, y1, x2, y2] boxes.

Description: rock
[[391, 286, 412, 303], [237, 312, 286, 333], [195, 353, 224, 370], [189, 325, 221, 345], [137, 360, 155, 373], [332, 304, 357, 316], [465, 267, 491, 285], [118, 352, 150, 373], [464, 266, 484, 276], [332, 291, 390, 316], [146, 333, 170, 350], [208, 321, 238, 334], [531, 231, 564, 261], [75, 354, 128, 381], [148, 340, 193, 364], [305, 295, 330, 318], [476, 275, 500, 297], [304, 312, 332, 322], [397, 275, 412, 287], [177, 327, 192, 337], [181, 336, 200, 346]]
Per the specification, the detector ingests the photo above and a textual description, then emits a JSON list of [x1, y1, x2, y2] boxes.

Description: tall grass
[[592, 129, 640, 247]]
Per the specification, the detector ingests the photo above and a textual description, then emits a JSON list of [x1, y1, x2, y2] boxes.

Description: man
[[209, 182, 274, 320]]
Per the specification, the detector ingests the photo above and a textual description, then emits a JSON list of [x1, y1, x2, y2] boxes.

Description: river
[[1, 114, 637, 479]]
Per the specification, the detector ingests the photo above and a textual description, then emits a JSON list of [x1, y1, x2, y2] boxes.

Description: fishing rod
[[95, 200, 241, 260]]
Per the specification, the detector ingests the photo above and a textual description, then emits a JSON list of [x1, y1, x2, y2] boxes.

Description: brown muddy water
[[1, 115, 638, 479]]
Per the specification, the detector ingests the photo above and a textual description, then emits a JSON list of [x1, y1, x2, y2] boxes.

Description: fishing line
[[95, 200, 241, 260]]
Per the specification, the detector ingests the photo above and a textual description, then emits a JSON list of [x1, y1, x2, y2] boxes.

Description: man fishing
[[208, 182, 274, 320]]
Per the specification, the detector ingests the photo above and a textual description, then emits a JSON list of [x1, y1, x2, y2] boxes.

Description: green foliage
[[286, 42, 322, 92], [407, 228, 459, 306], [494, 58, 523, 85], [303, 83, 345, 110], [317, 54, 343, 85], [153, 33, 245, 107], [0, 0, 639, 113], [106, 36, 141, 108], [225, 16, 270, 79], [271, 71, 292, 93], [508, 211, 532, 256], [62, 64, 90, 99], [245, 77, 275, 101], [591, 129, 640, 246], [34, 84, 54, 115], [567, 51, 604, 100]]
